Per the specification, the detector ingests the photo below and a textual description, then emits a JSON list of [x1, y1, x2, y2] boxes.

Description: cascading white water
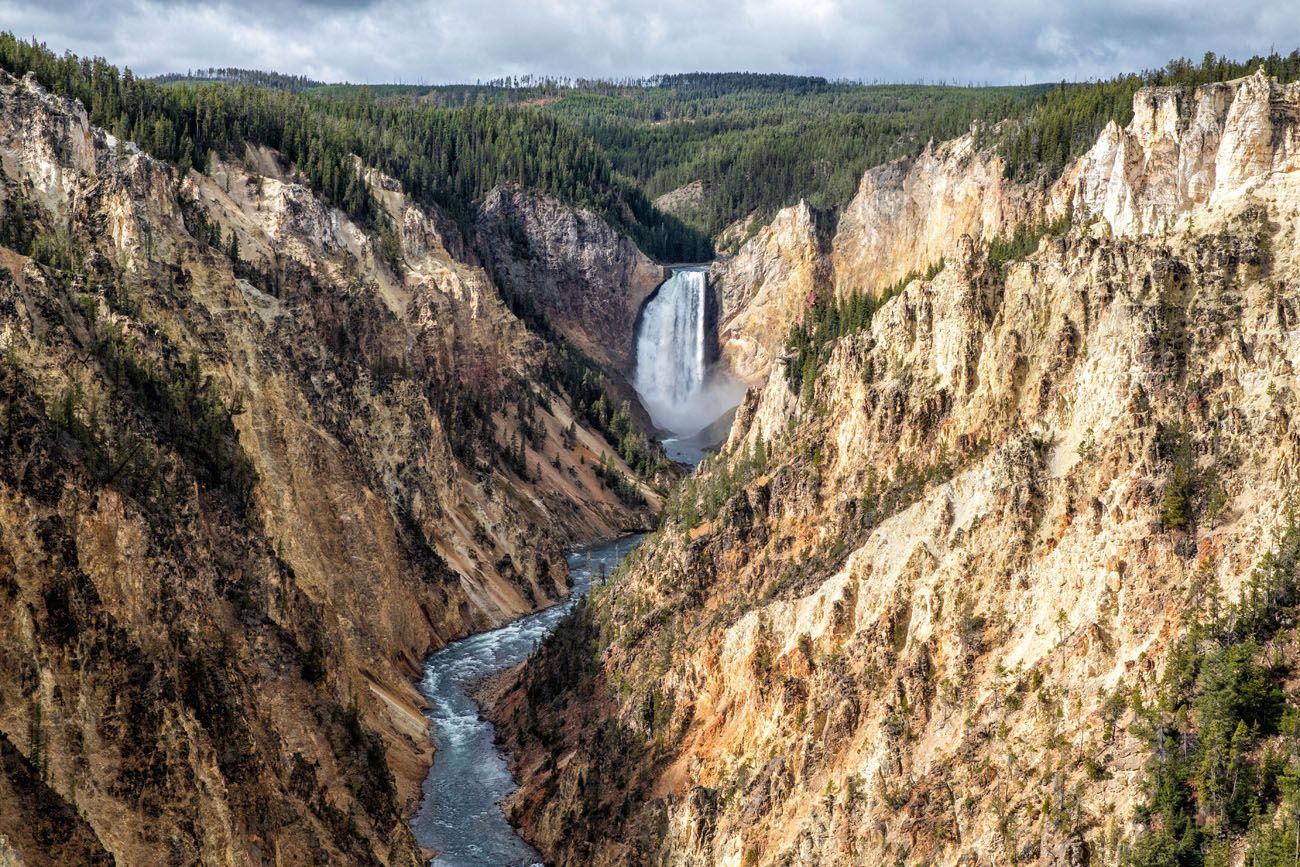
[[633, 266, 745, 448], [634, 268, 709, 433]]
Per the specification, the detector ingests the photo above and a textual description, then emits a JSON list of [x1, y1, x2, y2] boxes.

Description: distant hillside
[[374, 54, 1300, 239], [153, 66, 326, 91], [357, 75, 1055, 240], [145, 51, 1300, 251]]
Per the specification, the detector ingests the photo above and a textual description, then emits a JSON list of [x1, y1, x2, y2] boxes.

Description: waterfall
[[633, 267, 716, 435]]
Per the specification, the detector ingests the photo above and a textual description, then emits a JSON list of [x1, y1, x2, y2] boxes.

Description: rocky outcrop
[[832, 128, 1043, 292], [1069, 68, 1300, 237], [715, 212, 763, 255], [709, 201, 830, 383], [474, 185, 667, 374], [0, 69, 658, 865], [495, 71, 1300, 866], [714, 70, 1300, 390], [653, 180, 709, 220], [712, 130, 1045, 386]]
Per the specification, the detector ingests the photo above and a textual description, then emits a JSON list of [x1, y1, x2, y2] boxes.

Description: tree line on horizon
[[5, 34, 1299, 264], [152, 67, 326, 92], [375, 75, 1053, 240]]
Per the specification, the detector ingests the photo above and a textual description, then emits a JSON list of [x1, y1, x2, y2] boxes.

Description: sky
[[2, 0, 1298, 86]]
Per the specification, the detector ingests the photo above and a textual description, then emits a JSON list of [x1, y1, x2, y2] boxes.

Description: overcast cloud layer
[[2, 0, 1298, 85]]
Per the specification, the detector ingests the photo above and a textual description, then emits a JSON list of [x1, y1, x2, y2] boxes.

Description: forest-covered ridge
[[332, 75, 1055, 240], [0, 33, 710, 262], [308, 52, 1300, 240], [15, 37, 1300, 262], [152, 66, 326, 92]]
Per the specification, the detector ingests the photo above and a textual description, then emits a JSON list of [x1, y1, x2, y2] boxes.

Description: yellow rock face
[[496, 72, 1300, 867], [712, 130, 1047, 387], [711, 201, 827, 384], [714, 69, 1300, 394]]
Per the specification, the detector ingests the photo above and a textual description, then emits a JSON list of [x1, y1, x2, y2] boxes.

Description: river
[[410, 534, 644, 866]]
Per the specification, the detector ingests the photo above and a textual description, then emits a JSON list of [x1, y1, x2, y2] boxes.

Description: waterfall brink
[[634, 267, 740, 437]]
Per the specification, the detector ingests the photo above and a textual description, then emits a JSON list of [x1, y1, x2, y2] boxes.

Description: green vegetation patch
[[1126, 520, 1300, 866]]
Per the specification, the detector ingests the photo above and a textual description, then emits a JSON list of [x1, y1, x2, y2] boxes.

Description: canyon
[[0, 67, 663, 865], [4, 37, 1300, 867], [491, 69, 1300, 866]]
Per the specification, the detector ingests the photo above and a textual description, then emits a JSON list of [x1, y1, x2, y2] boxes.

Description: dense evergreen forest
[[376, 54, 1300, 239], [373, 73, 1052, 240], [7, 33, 1300, 263], [547, 80, 1049, 241]]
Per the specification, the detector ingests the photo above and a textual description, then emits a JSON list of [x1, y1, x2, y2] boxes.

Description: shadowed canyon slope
[[494, 70, 1300, 866], [0, 68, 662, 865], [474, 185, 668, 376]]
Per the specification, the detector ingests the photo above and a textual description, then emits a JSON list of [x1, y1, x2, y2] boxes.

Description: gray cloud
[[2, 0, 1297, 84]]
